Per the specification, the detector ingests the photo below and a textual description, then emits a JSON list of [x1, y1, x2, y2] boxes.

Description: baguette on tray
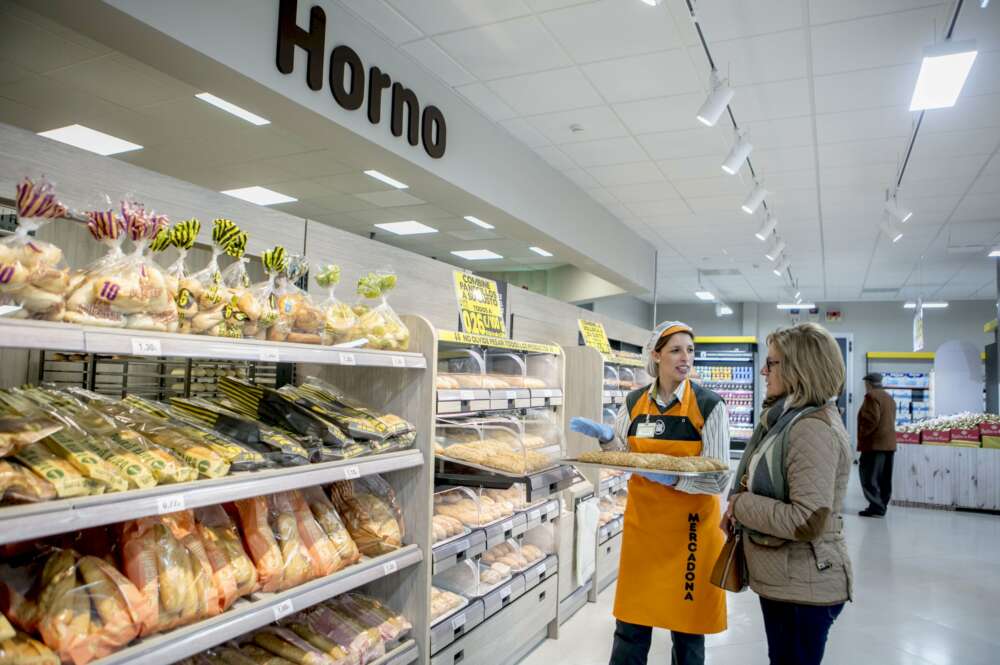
[[577, 450, 728, 473]]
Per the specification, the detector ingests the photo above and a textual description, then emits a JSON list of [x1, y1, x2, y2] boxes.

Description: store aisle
[[521, 475, 1000, 665]]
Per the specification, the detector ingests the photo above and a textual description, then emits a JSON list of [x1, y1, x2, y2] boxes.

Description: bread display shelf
[[0, 318, 426, 368], [599, 474, 629, 497], [371, 638, 420, 665], [0, 449, 423, 545], [599, 516, 625, 544], [92, 545, 422, 665], [429, 597, 483, 654], [563, 458, 732, 479], [435, 460, 577, 502]]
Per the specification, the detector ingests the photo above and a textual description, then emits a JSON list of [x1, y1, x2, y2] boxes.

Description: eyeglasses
[[764, 358, 781, 372]]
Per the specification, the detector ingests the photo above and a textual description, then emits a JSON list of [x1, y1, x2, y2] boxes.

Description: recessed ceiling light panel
[[694, 290, 715, 301], [464, 215, 494, 229], [451, 249, 503, 260], [529, 246, 553, 257], [909, 40, 978, 111], [221, 186, 297, 206], [195, 93, 270, 125], [364, 170, 408, 189], [38, 124, 143, 156], [374, 221, 438, 236]]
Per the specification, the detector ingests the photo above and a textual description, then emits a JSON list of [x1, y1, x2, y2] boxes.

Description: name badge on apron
[[636, 422, 657, 438]]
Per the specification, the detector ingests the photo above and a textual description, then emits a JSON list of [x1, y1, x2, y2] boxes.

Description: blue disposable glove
[[570, 417, 614, 443], [637, 472, 679, 487]]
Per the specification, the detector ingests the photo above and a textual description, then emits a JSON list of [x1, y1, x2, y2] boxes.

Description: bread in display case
[[481, 538, 547, 573], [434, 412, 564, 475], [430, 586, 468, 625], [480, 484, 544, 513], [433, 486, 513, 530], [433, 559, 512, 599], [436, 348, 486, 391]]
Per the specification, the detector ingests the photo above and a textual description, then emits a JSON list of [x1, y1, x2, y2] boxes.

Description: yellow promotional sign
[[438, 330, 561, 355], [578, 319, 612, 354], [453, 272, 507, 337]]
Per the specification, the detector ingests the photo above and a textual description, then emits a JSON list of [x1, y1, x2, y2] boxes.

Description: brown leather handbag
[[711, 528, 748, 592]]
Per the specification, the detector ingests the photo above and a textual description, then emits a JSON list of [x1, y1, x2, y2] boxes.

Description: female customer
[[722, 322, 853, 665], [571, 321, 731, 665]]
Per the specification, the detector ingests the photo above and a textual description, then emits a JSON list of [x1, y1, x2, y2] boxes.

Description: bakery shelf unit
[[693, 337, 759, 454], [426, 329, 573, 664], [0, 314, 437, 665], [865, 352, 935, 426]]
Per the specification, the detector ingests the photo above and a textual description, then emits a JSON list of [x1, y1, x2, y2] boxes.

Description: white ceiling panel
[[455, 82, 518, 120], [586, 161, 665, 187], [487, 67, 602, 115], [671, 176, 748, 199], [963, 50, 1000, 97], [400, 39, 476, 86], [808, 0, 948, 26], [920, 93, 1000, 133], [337, 0, 422, 43], [586, 187, 618, 206], [561, 168, 600, 189], [810, 6, 941, 76], [951, 193, 1000, 222], [525, 105, 629, 144], [354, 190, 426, 207], [695, 30, 808, 86], [558, 136, 647, 167], [434, 16, 571, 80], [613, 93, 706, 135], [627, 199, 693, 217], [606, 181, 682, 203], [693, 0, 804, 40], [815, 106, 913, 144], [385, 0, 530, 35], [764, 170, 818, 191], [728, 79, 812, 123], [741, 116, 816, 150], [540, 0, 683, 63], [582, 50, 701, 104], [657, 154, 739, 181], [533, 145, 576, 170], [498, 117, 551, 147], [751, 145, 817, 173], [637, 127, 728, 161], [523, 0, 590, 10], [818, 137, 903, 169], [603, 202, 632, 219], [812, 64, 920, 115], [905, 154, 992, 183]]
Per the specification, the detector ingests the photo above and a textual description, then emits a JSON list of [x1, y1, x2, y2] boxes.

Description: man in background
[[857, 373, 897, 517]]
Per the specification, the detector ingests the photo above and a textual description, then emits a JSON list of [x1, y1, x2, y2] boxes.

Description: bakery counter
[[599, 516, 624, 544], [596, 532, 623, 594], [430, 597, 485, 655], [372, 638, 420, 665], [436, 388, 564, 415], [430, 574, 559, 665], [92, 545, 422, 665]]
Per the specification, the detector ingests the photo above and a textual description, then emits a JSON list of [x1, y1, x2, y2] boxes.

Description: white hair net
[[644, 321, 694, 377]]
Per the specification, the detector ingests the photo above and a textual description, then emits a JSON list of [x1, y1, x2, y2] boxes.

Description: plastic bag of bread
[[162, 218, 202, 334], [0, 630, 59, 665], [230, 494, 315, 593], [329, 475, 403, 556], [268, 253, 323, 345], [61, 203, 126, 326], [14, 441, 94, 498], [282, 624, 353, 665], [0, 458, 56, 503], [299, 486, 360, 566], [0, 402, 63, 458], [242, 247, 283, 340], [296, 604, 378, 664], [252, 626, 347, 665], [194, 504, 257, 605], [314, 265, 359, 347], [282, 489, 342, 578], [0, 177, 70, 321], [0, 615, 11, 642], [189, 219, 248, 338], [118, 511, 219, 636], [0, 547, 148, 665], [240, 644, 299, 665], [327, 593, 412, 642], [348, 271, 409, 351]]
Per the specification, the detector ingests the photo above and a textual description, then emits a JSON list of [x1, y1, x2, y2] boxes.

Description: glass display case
[[434, 412, 564, 476], [433, 485, 515, 529], [481, 538, 547, 573], [433, 558, 513, 599]]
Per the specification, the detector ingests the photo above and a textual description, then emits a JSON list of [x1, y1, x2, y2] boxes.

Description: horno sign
[[276, 0, 447, 158]]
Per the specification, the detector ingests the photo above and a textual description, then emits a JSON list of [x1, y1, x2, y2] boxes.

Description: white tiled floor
[[518, 473, 1000, 665]]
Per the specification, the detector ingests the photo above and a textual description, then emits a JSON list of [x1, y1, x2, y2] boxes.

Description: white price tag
[[506, 391, 517, 400], [460, 390, 475, 401], [502, 520, 514, 532], [273, 599, 294, 621], [538, 563, 547, 576], [131, 338, 162, 356], [391, 356, 406, 368], [528, 509, 541, 521], [457, 539, 470, 551], [451, 614, 466, 630], [259, 349, 280, 362], [339, 352, 357, 365], [343, 465, 361, 480], [156, 494, 185, 514], [500, 587, 511, 600], [383, 560, 398, 575]]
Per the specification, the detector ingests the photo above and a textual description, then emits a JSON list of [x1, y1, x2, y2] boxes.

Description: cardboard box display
[[895, 431, 921, 445], [980, 422, 1000, 450], [921, 430, 951, 445], [950, 427, 981, 446]]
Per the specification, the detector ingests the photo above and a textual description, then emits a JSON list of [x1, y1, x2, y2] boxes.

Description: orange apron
[[612, 381, 727, 634]]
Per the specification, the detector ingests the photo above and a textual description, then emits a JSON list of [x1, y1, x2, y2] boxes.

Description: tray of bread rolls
[[563, 450, 731, 477]]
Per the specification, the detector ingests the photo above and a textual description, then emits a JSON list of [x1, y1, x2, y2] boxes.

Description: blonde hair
[[766, 322, 845, 408]]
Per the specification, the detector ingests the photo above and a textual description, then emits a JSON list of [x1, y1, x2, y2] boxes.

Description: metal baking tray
[[561, 458, 732, 479]]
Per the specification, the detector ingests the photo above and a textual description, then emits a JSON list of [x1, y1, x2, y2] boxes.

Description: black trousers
[[609, 620, 704, 665], [859, 450, 895, 514], [759, 597, 844, 665]]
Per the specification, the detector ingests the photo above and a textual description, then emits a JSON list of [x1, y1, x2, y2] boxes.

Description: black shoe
[[858, 510, 884, 518]]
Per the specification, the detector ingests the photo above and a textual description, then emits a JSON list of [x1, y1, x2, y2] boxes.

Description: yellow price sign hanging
[[453, 271, 507, 337], [578, 319, 611, 354]]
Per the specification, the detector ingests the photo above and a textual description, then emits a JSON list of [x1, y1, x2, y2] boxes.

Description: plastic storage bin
[[434, 415, 560, 475], [434, 485, 513, 528]]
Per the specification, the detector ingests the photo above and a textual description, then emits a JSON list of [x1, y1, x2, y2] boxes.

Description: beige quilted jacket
[[732, 403, 853, 605]]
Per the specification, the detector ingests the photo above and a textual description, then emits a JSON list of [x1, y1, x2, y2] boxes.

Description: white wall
[[650, 303, 744, 337], [587, 295, 653, 331]]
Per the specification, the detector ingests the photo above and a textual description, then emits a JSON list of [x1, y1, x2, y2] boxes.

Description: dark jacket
[[857, 387, 896, 452]]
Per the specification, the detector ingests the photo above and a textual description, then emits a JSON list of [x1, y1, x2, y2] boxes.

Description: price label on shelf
[[538, 563, 547, 576], [451, 614, 466, 630], [343, 465, 361, 480], [382, 560, 398, 575], [391, 356, 406, 368], [500, 586, 511, 600], [259, 349, 280, 362], [528, 509, 541, 522], [506, 391, 517, 400], [156, 494, 185, 515], [339, 352, 357, 366], [502, 520, 514, 532], [131, 338, 162, 356], [457, 539, 470, 551], [460, 390, 475, 401], [273, 599, 294, 621]]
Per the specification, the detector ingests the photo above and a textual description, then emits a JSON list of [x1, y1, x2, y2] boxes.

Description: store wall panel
[[508, 287, 649, 349]]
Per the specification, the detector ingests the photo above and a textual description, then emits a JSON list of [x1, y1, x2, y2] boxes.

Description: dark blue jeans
[[609, 620, 704, 665], [759, 597, 844, 665]]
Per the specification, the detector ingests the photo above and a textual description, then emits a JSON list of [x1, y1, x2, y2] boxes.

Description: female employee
[[571, 321, 730, 665]]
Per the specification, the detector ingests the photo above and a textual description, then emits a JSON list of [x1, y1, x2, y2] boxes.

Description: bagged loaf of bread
[[230, 494, 314, 593], [299, 485, 360, 566], [251, 626, 346, 665], [348, 271, 409, 351], [118, 511, 219, 635], [329, 475, 403, 556], [188, 219, 248, 338], [161, 218, 202, 334], [0, 547, 148, 665], [0, 459, 57, 504], [0, 177, 70, 322], [327, 593, 412, 642], [241, 247, 283, 340], [269, 253, 323, 345], [0, 395, 63, 458], [0, 630, 59, 665], [314, 264, 359, 347], [195, 504, 257, 605]]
